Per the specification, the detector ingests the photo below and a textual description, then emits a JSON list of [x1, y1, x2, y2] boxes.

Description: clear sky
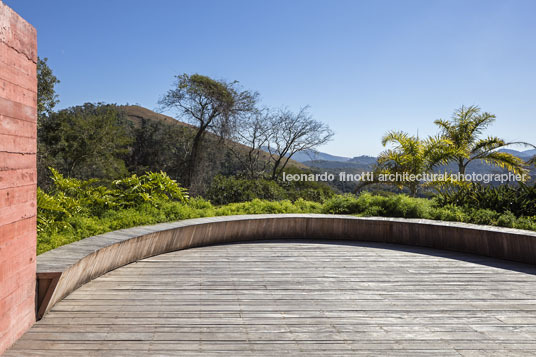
[[5, 0, 536, 157]]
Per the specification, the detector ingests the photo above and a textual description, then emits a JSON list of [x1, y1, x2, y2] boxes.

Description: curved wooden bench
[[36, 214, 536, 319]]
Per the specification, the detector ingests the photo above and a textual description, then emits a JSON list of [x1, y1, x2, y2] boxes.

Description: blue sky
[[5, 0, 536, 156]]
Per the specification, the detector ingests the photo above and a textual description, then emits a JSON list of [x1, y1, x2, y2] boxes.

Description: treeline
[[37, 61, 335, 200]]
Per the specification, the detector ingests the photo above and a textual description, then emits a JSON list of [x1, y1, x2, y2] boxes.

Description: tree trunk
[[186, 129, 205, 188], [271, 158, 282, 180], [410, 182, 417, 197], [458, 159, 466, 175]]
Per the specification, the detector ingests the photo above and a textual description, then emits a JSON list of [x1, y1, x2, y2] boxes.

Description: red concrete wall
[[0, 2, 37, 353]]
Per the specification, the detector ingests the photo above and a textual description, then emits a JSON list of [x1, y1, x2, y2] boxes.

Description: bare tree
[[158, 74, 258, 189], [229, 109, 273, 179], [266, 107, 334, 180]]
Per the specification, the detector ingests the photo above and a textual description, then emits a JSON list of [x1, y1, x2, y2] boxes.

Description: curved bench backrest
[[36, 214, 536, 318]]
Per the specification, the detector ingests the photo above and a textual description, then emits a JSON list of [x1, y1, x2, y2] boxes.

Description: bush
[[436, 183, 536, 217], [513, 216, 536, 231], [497, 211, 517, 228], [206, 174, 334, 205], [428, 205, 466, 222], [36, 171, 536, 255], [382, 194, 429, 218], [38, 169, 188, 237], [322, 193, 432, 218], [466, 208, 500, 226], [206, 175, 286, 205], [322, 194, 362, 214]]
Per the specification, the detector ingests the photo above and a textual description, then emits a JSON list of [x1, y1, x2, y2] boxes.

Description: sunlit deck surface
[[7, 240, 536, 356]]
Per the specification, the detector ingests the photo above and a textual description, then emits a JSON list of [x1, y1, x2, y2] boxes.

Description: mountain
[[122, 105, 196, 128], [498, 149, 536, 159], [301, 148, 536, 183], [348, 155, 377, 165], [301, 148, 536, 169], [121, 105, 306, 169], [282, 150, 351, 163], [303, 155, 377, 170]]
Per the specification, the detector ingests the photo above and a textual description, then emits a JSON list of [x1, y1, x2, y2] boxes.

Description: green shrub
[[322, 194, 362, 214], [36, 171, 536, 256], [215, 199, 322, 215], [436, 183, 536, 217], [206, 174, 334, 205], [37, 169, 188, 237], [513, 216, 536, 231], [497, 211, 516, 228], [206, 175, 287, 205], [322, 192, 432, 218], [467, 208, 499, 226], [382, 194, 429, 218], [428, 205, 467, 222], [112, 171, 188, 207]]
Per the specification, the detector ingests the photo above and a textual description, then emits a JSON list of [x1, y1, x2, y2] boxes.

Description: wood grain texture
[[9, 240, 536, 356], [35, 215, 536, 319]]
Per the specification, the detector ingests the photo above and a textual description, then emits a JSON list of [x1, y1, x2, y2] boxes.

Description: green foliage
[[112, 171, 189, 208], [322, 193, 431, 218], [322, 194, 365, 214], [434, 105, 528, 175], [38, 103, 133, 185], [206, 174, 334, 205], [368, 131, 452, 196], [37, 169, 188, 245], [279, 167, 335, 202], [207, 175, 286, 204], [37, 57, 60, 120], [321, 192, 536, 230], [436, 183, 536, 217], [126, 117, 193, 183], [37, 170, 536, 256], [217, 198, 322, 215]]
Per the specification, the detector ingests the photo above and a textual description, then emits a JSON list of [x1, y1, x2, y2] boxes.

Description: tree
[[39, 103, 132, 182], [158, 74, 258, 189], [229, 109, 273, 179], [37, 57, 60, 121], [126, 118, 193, 183], [266, 107, 333, 180], [371, 131, 451, 196], [434, 105, 528, 175]]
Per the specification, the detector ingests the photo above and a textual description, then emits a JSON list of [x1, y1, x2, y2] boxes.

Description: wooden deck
[[7, 240, 536, 356]]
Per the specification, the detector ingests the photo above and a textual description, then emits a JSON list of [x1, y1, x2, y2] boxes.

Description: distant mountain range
[[285, 150, 352, 163], [293, 148, 536, 166], [296, 148, 536, 182], [497, 149, 536, 159]]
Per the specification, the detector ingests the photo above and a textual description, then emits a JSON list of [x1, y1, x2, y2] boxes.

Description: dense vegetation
[[436, 182, 536, 217], [37, 170, 536, 255], [38, 64, 334, 197], [35, 59, 536, 256]]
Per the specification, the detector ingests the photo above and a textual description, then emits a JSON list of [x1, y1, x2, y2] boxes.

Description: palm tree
[[434, 105, 527, 175], [360, 131, 451, 196]]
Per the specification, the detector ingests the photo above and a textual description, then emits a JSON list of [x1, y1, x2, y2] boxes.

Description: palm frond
[[381, 130, 410, 147], [481, 152, 528, 176], [471, 136, 506, 157]]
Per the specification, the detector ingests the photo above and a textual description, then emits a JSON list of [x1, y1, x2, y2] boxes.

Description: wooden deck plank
[[7, 240, 536, 356]]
